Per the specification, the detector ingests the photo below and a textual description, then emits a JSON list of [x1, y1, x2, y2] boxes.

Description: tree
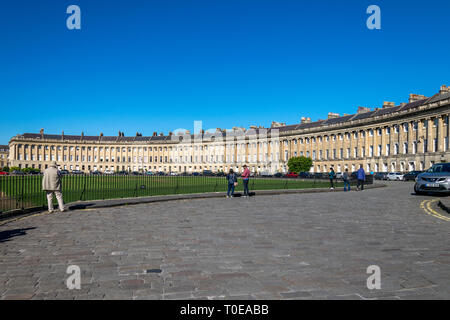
[[2, 166, 9, 172], [287, 156, 313, 173]]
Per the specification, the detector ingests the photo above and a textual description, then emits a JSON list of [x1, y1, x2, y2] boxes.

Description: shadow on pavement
[[68, 203, 95, 210], [0, 227, 36, 243]]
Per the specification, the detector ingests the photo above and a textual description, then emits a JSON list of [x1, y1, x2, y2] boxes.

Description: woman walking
[[226, 169, 238, 198], [241, 165, 251, 197]]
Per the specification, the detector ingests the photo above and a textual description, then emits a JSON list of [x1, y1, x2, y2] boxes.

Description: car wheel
[[414, 185, 425, 195]]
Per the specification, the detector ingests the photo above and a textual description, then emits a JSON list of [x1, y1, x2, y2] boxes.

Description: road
[[0, 181, 449, 300]]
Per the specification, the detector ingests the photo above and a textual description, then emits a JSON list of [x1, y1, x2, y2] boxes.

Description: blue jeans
[[227, 183, 235, 196], [344, 180, 351, 191], [243, 179, 249, 196]]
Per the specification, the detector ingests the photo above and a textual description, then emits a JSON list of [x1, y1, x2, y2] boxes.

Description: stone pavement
[[0, 181, 449, 300], [438, 198, 450, 214]]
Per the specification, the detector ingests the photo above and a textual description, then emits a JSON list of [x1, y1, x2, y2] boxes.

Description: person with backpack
[[328, 167, 336, 189], [226, 169, 238, 198], [241, 165, 251, 197], [342, 168, 351, 192]]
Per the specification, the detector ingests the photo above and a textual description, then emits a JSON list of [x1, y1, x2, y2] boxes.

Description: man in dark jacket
[[342, 168, 351, 192], [226, 169, 238, 198]]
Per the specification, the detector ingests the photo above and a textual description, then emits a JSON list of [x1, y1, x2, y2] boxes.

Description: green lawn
[[0, 175, 343, 213]]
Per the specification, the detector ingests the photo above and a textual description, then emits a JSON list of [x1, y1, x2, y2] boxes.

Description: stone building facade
[[6, 85, 450, 174], [0, 145, 9, 169]]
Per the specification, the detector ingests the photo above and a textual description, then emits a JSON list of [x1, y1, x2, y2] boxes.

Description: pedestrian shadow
[[0, 227, 36, 243], [67, 203, 95, 210]]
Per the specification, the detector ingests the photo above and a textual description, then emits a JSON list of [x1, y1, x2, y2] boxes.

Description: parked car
[[0, 171, 9, 175], [414, 163, 450, 195], [285, 172, 299, 178], [335, 172, 343, 179], [131, 171, 142, 175], [202, 170, 214, 176], [90, 170, 102, 175], [145, 171, 155, 175], [71, 170, 84, 175], [274, 172, 283, 178], [403, 171, 423, 181], [259, 171, 272, 177], [169, 172, 178, 176], [116, 171, 128, 175], [11, 170, 24, 175], [192, 172, 200, 176], [216, 172, 226, 177], [374, 172, 388, 180], [104, 170, 114, 175], [299, 172, 312, 178], [387, 172, 404, 181], [156, 171, 166, 176]]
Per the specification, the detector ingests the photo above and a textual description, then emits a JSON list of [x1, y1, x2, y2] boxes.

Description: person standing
[[241, 165, 251, 197], [42, 161, 66, 212], [328, 167, 336, 189], [342, 168, 351, 192], [226, 169, 238, 198], [357, 165, 366, 191]]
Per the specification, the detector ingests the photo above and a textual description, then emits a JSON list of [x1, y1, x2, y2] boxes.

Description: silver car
[[414, 162, 450, 195]]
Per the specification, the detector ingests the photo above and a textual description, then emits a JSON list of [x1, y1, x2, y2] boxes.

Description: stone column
[[438, 115, 444, 151]]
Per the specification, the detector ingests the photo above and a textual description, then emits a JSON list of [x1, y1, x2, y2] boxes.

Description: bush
[[287, 156, 313, 173]]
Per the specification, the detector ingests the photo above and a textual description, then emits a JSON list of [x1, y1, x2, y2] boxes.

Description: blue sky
[[0, 0, 449, 144]]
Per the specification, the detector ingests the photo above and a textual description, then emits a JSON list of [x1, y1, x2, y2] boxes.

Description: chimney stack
[[382, 101, 396, 108], [271, 121, 286, 128], [327, 112, 340, 119], [153, 132, 157, 136], [300, 117, 312, 124], [40, 128, 44, 138], [440, 85, 450, 94], [357, 106, 371, 114], [408, 94, 428, 103]]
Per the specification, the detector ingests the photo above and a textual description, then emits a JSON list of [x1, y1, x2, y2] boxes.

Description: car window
[[427, 164, 450, 173]]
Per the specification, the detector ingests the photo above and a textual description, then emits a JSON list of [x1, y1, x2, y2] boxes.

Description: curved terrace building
[[7, 85, 450, 174]]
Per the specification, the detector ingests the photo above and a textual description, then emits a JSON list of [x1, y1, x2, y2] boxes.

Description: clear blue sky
[[1, 0, 449, 144]]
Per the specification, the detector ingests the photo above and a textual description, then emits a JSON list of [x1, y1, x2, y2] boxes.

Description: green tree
[[287, 156, 313, 173], [2, 166, 9, 172]]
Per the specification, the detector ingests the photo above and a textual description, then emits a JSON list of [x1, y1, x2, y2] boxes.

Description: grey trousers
[[46, 191, 65, 212]]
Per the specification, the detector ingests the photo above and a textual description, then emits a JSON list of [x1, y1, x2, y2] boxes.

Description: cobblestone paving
[[0, 182, 449, 300]]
